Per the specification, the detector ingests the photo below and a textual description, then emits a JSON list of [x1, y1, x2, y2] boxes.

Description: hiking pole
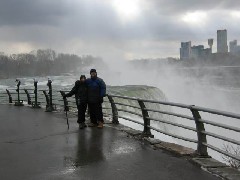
[[65, 107, 69, 130], [60, 91, 69, 130]]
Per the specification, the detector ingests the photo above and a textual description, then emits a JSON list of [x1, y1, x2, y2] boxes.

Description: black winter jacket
[[66, 80, 88, 104]]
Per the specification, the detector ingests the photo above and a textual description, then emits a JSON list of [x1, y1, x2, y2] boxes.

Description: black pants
[[77, 103, 87, 124], [88, 103, 103, 124]]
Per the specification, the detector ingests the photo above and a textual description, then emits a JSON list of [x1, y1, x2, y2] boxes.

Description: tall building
[[191, 45, 204, 59], [191, 45, 212, 60], [180, 41, 191, 60], [208, 39, 213, 53], [229, 40, 240, 56], [229, 40, 237, 53], [201, 48, 212, 59], [217, 29, 228, 53]]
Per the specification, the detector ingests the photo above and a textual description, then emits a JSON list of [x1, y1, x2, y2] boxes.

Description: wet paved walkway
[[0, 104, 220, 180]]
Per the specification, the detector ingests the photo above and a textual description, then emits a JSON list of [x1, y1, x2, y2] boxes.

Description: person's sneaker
[[97, 122, 103, 129], [79, 123, 87, 129], [88, 123, 98, 127]]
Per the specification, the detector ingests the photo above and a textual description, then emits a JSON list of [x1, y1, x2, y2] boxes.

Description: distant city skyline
[[0, 0, 240, 61], [180, 29, 240, 60]]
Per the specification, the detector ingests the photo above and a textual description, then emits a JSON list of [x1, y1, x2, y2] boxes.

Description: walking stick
[[65, 108, 69, 130], [60, 91, 69, 130]]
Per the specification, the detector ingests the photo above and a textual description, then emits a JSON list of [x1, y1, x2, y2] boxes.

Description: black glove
[[63, 94, 67, 99], [99, 97, 103, 104]]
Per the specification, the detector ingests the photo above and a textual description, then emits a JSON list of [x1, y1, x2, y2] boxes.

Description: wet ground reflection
[[63, 128, 105, 170]]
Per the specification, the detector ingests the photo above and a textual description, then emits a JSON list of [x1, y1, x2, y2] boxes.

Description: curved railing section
[[0, 81, 239, 163], [106, 94, 240, 162]]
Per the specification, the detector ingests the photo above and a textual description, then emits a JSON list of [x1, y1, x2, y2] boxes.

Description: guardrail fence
[[0, 79, 239, 163]]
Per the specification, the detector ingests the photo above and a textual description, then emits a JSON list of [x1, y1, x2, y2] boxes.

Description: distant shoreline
[[0, 72, 77, 81]]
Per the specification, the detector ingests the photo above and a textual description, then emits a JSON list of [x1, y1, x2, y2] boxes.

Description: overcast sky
[[0, 0, 240, 60]]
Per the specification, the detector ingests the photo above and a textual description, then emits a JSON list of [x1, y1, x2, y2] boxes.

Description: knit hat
[[80, 75, 86, 80], [90, 69, 97, 74]]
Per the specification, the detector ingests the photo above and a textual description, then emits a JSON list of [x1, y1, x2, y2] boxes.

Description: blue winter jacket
[[86, 77, 106, 103]]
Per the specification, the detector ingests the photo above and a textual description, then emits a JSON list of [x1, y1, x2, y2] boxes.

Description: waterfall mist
[[98, 58, 240, 162]]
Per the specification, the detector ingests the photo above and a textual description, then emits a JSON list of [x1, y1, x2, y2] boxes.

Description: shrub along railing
[[0, 80, 239, 163]]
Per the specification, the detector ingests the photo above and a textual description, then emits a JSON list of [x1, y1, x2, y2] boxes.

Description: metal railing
[[105, 94, 240, 162], [0, 81, 240, 163]]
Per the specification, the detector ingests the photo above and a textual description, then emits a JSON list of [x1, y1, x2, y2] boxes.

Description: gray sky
[[0, 0, 240, 60]]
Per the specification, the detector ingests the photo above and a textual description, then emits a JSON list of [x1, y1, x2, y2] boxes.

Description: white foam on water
[[0, 85, 9, 90]]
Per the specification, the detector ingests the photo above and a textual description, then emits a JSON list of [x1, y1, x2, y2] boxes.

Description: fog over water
[[100, 60, 240, 161]]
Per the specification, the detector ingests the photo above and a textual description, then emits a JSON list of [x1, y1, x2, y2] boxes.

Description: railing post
[[6, 89, 12, 103], [46, 79, 54, 112], [15, 79, 23, 106], [60, 91, 69, 111], [60, 91, 70, 129], [190, 105, 208, 156], [138, 100, 153, 138], [107, 95, 119, 124], [24, 89, 31, 105], [32, 80, 41, 108], [43, 90, 50, 110]]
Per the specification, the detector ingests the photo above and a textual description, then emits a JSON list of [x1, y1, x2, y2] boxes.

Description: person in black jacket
[[64, 75, 88, 129], [86, 69, 106, 128]]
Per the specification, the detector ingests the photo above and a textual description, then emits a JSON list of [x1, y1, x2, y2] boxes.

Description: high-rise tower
[[208, 39, 213, 53], [217, 29, 228, 53], [180, 41, 191, 60], [229, 40, 237, 53]]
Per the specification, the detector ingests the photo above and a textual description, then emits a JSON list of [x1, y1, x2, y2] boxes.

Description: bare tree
[[222, 144, 240, 169]]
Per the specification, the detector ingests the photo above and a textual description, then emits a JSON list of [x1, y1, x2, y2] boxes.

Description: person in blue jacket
[[86, 69, 106, 128]]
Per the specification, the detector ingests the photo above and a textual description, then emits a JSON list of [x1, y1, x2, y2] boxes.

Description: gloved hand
[[99, 97, 103, 104], [63, 94, 67, 99]]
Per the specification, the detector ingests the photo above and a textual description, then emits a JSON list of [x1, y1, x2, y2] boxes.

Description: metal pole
[[107, 95, 119, 124], [32, 79, 40, 108], [138, 100, 153, 138], [46, 78, 54, 112], [43, 90, 50, 111], [15, 79, 23, 106], [190, 105, 208, 156], [6, 89, 12, 103], [60, 91, 69, 129], [24, 89, 31, 105]]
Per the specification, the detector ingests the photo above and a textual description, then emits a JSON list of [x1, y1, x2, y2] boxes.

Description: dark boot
[[79, 122, 87, 129], [97, 121, 103, 129]]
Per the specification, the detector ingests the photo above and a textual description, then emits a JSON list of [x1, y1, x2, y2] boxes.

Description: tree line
[[0, 49, 105, 79]]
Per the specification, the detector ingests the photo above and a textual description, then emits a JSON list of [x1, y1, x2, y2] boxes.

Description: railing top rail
[[108, 94, 140, 101], [191, 106, 240, 120], [108, 94, 240, 120], [108, 94, 190, 108], [142, 99, 191, 109]]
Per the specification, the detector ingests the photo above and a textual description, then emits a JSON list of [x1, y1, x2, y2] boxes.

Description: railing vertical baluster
[[32, 80, 41, 108], [15, 79, 23, 106], [60, 91, 70, 129], [190, 105, 208, 156], [107, 95, 119, 124], [43, 90, 50, 111], [60, 91, 69, 110], [6, 89, 13, 103], [46, 79, 54, 112], [24, 89, 31, 105], [138, 100, 153, 138]]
